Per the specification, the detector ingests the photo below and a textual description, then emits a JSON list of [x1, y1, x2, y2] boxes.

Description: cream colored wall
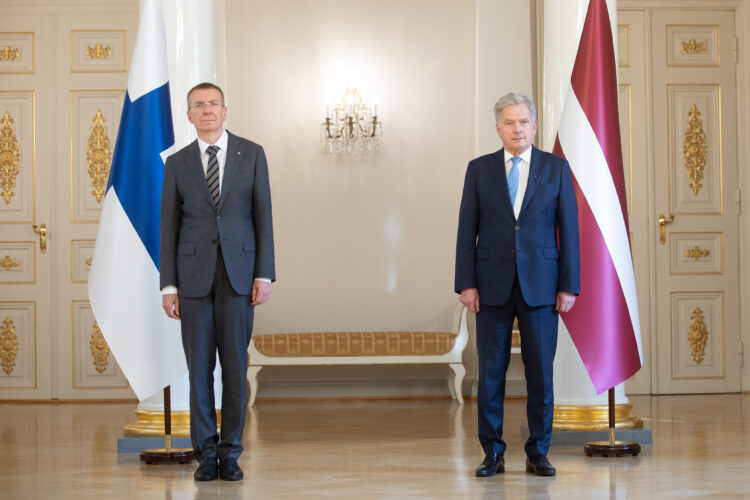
[[224, 0, 476, 396]]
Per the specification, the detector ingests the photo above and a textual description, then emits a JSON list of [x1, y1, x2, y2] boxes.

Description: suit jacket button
[[511, 250, 516, 255], [515, 225, 520, 231]]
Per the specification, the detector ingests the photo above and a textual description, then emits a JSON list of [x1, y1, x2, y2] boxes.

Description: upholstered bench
[[247, 304, 469, 406]]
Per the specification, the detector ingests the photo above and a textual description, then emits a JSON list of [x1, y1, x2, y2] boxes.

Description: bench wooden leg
[[448, 363, 466, 405], [247, 365, 262, 408]]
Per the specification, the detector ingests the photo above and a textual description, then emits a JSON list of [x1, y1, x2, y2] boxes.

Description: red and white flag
[[555, 0, 643, 394]]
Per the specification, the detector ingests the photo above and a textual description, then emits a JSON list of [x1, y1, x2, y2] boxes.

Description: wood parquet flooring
[[1, 394, 749, 499]]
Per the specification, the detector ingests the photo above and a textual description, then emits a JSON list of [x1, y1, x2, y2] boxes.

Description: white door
[[650, 9, 741, 393], [0, 6, 139, 399]]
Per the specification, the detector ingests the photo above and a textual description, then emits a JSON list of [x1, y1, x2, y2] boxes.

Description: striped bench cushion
[[253, 331, 458, 357]]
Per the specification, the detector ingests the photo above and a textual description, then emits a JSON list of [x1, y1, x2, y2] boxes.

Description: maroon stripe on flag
[[555, 146, 641, 393], [570, 0, 629, 233]]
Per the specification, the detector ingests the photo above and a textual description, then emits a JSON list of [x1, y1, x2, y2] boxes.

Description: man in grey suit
[[160, 82, 275, 481]]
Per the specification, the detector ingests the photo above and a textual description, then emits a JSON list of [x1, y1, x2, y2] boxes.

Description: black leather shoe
[[526, 455, 556, 476], [194, 456, 218, 481], [219, 457, 244, 481], [475, 452, 504, 477]]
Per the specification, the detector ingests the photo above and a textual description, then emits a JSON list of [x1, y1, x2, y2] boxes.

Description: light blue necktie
[[508, 156, 522, 205]]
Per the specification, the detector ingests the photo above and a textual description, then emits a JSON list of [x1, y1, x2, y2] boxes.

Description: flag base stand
[[583, 388, 641, 457], [139, 386, 194, 464]]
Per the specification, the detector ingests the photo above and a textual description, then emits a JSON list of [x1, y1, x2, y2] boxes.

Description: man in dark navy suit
[[455, 93, 579, 477]]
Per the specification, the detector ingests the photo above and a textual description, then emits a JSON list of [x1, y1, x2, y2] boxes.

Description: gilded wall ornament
[[683, 246, 710, 261], [0, 46, 20, 61], [86, 109, 112, 203], [0, 255, 21, 271], [680, 39, 707, 54], [85, 44, 112, 59], [683, 104, 707, 196], [0, 111, 20, 204], [85, 257, 92, 267], [89, 323, 110, 374], [688, 307, 708, 365], [0, 316, 19, 375]]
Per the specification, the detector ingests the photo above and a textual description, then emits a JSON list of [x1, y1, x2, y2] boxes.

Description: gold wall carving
[[688, 307, 708, 364], [85, 44, 112, 59], [681, 39, 707, 54], [0, 316, 19, 375], [0, 256, 21, 271], [86, 109, 112, 203], [0, 46, 20, 61], [0, 110, 20, 204], [683, 104, 707, 196], [683, 246, 710, 261], [85, 257, 92, 267], [89, 323, 110, 374]]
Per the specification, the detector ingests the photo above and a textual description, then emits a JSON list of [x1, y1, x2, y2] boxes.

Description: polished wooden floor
[[1, 394, 749, 499]]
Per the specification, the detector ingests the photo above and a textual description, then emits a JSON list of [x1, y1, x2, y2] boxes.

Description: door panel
[[0, 15, 54, 399], [0, 7, 138, 399], [651, 9, 740, 393]]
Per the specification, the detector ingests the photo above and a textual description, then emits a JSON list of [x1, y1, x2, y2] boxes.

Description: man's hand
[[163, 293, 180, 319], [556, 292, 576, 313], [460, 288, 480, 314], [251, 279, 271, 306]]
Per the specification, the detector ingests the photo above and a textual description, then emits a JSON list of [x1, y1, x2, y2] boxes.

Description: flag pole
[[140, 386, 194, 464], [583, 388, 640, 457]]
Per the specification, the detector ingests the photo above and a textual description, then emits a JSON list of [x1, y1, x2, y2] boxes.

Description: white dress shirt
[[504, 146, 532, 219]]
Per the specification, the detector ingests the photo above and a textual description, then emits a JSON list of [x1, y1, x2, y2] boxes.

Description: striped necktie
[[206, 145, 220, 206]]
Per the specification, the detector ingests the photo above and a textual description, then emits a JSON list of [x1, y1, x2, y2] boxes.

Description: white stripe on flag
[[557, 87, 643, 359], [128, 0, 170, 101], [89, 191, 187, 400]]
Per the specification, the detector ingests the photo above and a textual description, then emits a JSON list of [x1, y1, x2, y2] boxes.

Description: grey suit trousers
[[179, 250, 254, 460]]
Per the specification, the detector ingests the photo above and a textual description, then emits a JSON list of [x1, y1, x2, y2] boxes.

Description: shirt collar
[[504, 145, 532, 165], [197, 129, 229, 155]]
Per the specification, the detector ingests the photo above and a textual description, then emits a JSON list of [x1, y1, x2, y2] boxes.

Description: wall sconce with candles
[[321, 88, 382, 158]]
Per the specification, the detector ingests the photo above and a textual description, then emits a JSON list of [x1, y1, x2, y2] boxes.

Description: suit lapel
[[184, 140, 216, 208], [218, 131, 243, 211], [489, 148, 516, 217], [518, 145, 541, 219]]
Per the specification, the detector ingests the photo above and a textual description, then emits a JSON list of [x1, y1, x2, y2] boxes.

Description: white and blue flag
[[88, 0, 187, 401]]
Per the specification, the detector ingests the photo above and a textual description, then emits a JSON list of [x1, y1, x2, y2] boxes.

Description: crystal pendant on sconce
[[321, 88, 382, 159]]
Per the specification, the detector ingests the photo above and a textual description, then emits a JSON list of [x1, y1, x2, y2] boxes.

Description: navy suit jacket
[[455, 145, 580, 307], [160, 131, 275, 298]]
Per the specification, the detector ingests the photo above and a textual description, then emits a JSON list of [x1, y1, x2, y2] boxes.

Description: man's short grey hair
[[494, 93, 536, 123]]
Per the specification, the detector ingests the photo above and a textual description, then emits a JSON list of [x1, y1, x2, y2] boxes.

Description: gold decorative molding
[[89, 323, 110, 374], [683, 246, 710, 261], [688, 308, 708, 365], [0, 110, 20, 204], [85, 44, 112, 59], [553, 403, 643, 431], [124, 409, 222, 437], [0, 46, 20, 61], [0, 256, 21, 271], [86, 109, 111, 203], [0, 316, 19, 375], [683, 104, 707, 196], [85, 257, 92, 267], [681, 39, 707, 54]]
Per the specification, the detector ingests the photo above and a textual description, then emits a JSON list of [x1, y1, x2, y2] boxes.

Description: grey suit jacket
[[159, 131, 275, 297]]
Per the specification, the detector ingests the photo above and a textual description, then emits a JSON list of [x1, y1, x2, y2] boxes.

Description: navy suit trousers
[[476, 273, 558, 458], [179, 250, 254, 460]]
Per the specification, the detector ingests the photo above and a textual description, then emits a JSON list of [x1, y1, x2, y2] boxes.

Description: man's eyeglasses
[[189, 101, 224, 110]]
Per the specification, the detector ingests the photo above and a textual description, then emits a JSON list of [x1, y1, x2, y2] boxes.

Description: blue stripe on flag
[[108, 82, 174, 269]]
